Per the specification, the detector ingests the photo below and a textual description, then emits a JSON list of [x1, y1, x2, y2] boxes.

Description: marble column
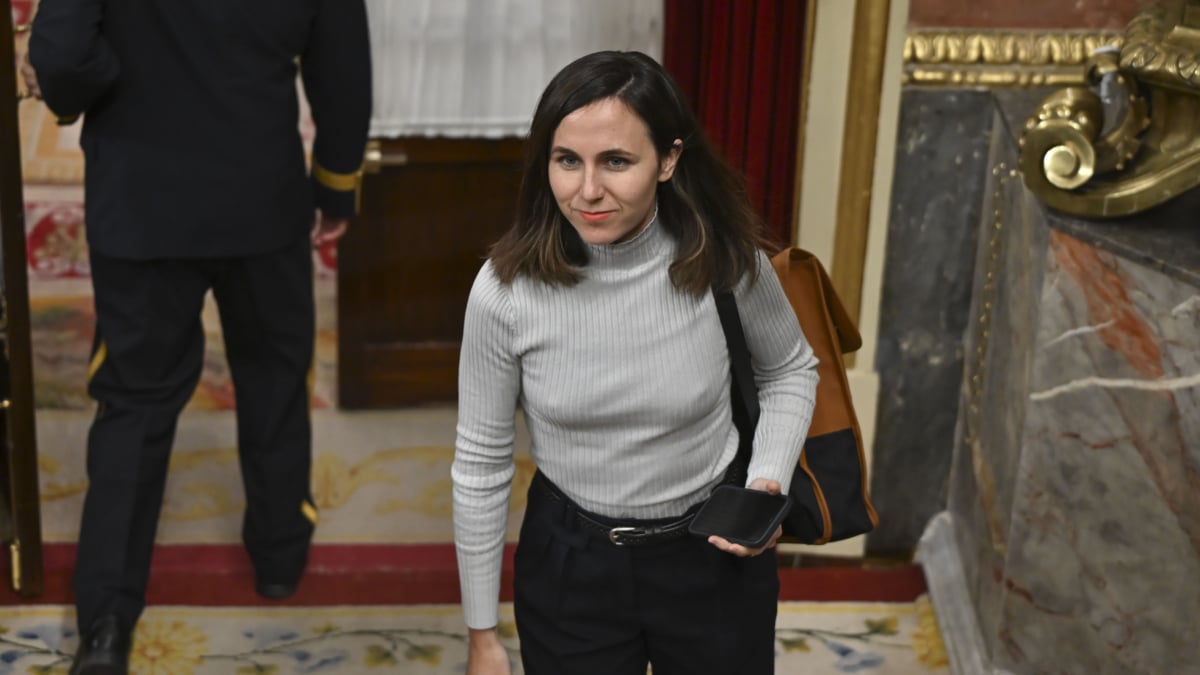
[[919, 94, 1200, 674], [868, 88, 1047, 555]]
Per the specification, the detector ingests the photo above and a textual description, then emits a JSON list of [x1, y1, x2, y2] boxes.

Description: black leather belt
[[533, 472, 696, 547]]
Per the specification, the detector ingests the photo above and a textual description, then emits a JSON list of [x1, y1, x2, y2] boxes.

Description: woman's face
[[548, 98, 680, 246]]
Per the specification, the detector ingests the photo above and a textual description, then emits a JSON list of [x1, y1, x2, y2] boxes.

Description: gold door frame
[[792, 0, 820, 244], [830, 0, 892, 356]]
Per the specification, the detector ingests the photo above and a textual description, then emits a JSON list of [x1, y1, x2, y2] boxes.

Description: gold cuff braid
[[312, 161, 363, 192], [312, 160, 364, 213]]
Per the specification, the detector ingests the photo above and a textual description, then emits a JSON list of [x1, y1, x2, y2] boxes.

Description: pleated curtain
[[364, 0, 663, 138], [663, 0, 808, 244]]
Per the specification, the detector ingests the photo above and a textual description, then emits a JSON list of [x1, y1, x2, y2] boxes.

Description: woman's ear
[[659, 139, 683, 182]]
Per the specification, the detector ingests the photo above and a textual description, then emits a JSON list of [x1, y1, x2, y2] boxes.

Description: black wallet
[[688, 485, 792, 549]]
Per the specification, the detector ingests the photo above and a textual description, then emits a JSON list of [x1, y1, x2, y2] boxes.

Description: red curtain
[[663, 0, 808, 245]]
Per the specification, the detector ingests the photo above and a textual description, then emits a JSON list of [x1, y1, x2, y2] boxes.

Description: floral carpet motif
[[23, 185, 339, 413], [0, 602, 947, 675], [33, 409, 532, 544], [28, 276, 338, 413]]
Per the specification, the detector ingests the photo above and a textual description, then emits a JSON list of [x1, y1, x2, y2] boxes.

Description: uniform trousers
[[73, 238, 317, 632], [514, 472, 779, 675]]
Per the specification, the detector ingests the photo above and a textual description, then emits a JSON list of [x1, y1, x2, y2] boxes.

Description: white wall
[[785, 0, 909, 557]]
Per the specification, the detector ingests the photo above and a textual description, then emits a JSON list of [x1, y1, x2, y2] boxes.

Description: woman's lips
[[579, 210, 614, 223]]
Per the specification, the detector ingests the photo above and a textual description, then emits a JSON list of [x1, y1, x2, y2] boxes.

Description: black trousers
[[73, 239, 317, 632], [514, 475, 779, 675]]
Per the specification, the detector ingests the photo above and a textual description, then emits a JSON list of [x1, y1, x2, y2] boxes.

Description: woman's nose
[[581, 168, 604, 201]]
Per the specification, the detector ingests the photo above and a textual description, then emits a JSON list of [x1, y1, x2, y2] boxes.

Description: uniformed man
[[25, 1, 372, 672]]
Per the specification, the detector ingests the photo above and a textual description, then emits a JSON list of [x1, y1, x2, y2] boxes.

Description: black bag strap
[[712, 290, 759, 474]]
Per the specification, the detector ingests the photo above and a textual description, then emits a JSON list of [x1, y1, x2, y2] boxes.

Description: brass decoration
[[905, 30, 1122, 65], [1020, 0, 1200, 218], [362, 139, 408, 174], [903, 30, 1123, 87], [961, 162, 1020, 554], [907, 69, 1099, 88], [1122, 2, 1200, 92], [9, 540, 20, 590], [363, 139, 382, 173]]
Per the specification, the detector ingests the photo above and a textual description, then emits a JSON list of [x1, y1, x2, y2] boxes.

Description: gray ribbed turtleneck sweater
[[452, 216, 819, 629]]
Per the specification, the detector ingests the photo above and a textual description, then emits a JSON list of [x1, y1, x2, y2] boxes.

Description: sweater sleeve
[[452, 262, 522, 629], [735, 251, 820, 493]]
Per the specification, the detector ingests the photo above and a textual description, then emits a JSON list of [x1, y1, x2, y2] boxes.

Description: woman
[[453, 50, 819, 675]]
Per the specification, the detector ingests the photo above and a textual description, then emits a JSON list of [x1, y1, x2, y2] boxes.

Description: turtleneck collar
[[581, 205, 671, 273]]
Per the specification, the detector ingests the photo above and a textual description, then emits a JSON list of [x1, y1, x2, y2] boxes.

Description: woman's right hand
[[466, 627, 512, 675], [705, 478, 785, 557]]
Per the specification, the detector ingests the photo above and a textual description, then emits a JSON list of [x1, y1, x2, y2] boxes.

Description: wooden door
[[337, 137, 524, 408], [0, 0, 44, 597]]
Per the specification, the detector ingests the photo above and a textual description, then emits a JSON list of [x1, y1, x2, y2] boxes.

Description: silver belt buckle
[[608, 526, 639, 546]]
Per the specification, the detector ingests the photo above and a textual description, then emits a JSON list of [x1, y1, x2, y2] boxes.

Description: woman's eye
[[607, 157, 629, 168], [556, 156, 580, 168]]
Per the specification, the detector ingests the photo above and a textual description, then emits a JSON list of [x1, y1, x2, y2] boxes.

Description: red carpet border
[[3, 544, 926, 607]]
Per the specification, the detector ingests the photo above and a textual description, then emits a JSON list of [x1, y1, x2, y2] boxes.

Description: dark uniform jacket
[[29, 0, 372, 259]]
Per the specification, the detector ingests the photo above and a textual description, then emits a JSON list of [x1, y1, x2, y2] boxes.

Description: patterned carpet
[[0, 601, 948, 674], [24, 183, 340, 413], [34, 408, 532, 545], [23, 185, 464, 548]]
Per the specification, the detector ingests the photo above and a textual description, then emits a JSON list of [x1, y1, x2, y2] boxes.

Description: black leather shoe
[[255, 581, 297, 600], [70, 614, 131, 675]]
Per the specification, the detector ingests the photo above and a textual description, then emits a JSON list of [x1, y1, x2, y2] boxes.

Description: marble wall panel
[[937, 90, 1200, 672], [868, 89, 995, 555], [912, 70, 1200, 670], [942, 131, 1006, 656], [993, 231, 1200, 674], [945, 108, 1052, 656], [871, 88, 1058, 556], [1045, 187, 1200, 290]]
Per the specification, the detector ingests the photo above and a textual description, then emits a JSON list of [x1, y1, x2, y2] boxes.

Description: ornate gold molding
[[1121, 3, 1200, 92], [903, 30, 1123, 86], [1020, 0, 1200, 217]]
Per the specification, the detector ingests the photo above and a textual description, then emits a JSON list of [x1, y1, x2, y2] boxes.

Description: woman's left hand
[[705, 478, 784, 557]]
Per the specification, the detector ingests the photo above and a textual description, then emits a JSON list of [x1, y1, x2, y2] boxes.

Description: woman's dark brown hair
[[490, 50, 771, 295]]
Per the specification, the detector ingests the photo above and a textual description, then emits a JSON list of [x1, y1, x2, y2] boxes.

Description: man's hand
[[705, 477, 784, 557], [311, 209, 349, 246], [466, 628, 512, 675], [20, 52, 42, 99]]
